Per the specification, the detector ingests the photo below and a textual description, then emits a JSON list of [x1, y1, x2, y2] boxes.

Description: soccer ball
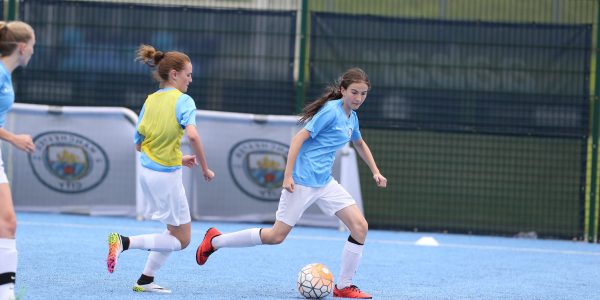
[[297, 263, 334, 299]]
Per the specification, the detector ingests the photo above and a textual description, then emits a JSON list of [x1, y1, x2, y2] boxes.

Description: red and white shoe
[[195, 227, 221, 265], [333, 285, 372, 299]]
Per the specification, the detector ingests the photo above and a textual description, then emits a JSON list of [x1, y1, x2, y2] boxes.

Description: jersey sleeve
[[134, 104, 146, 144], [304, 105, 336, 138], [176, 94, 197, 128], [351, 113, 362, 141]]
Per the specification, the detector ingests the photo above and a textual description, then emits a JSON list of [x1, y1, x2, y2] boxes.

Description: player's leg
[[196, 220, 293, 266], [0, 184, 17, 300], [316, 180, 371, 298], [124, 222, 190, 251], [253, 220, 292, 245], [213, 220, 293, 248], [196, 184, 317, 265], [335, 205, 368, 280], [167, 222, 191, 249], [333, 205, 371, 299], [106, 227, 184, 274], [131, 167, 190, 250], [129, 224, 189, 293], [108, 167, 189, 274], [132, 249, 173, 293], [124, 227, 186, 251], [211, 184, 315, 248], [133, 250, 173, 293], [0, 185, 15, 239]]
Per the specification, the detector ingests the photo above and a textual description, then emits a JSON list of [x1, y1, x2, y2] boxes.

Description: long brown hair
[[299, 67, 370, 124], [0, 21, 34, 57], [135, 44, 190, 82]]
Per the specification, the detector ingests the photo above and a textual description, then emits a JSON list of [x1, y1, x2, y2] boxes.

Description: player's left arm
[[352, 138, 387, 188], [177, 95, 214, 181]]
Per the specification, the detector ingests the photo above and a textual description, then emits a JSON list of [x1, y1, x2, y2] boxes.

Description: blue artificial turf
[[13, 212, 600, 300]]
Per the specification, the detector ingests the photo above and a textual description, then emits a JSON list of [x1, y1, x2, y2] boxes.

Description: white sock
[[212, 228, 262, 249], [142, 251, 172, 277], [129, 232, 182, 252], [0, 239, 17, 300], [337, 241, 363, 289]]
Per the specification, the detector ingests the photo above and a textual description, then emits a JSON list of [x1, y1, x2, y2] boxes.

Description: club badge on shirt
[[0, 83, 13, 95]]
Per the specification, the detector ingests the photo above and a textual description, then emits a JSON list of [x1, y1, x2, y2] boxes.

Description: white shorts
[[275, 179, 356, 226], [139, 166, 191, 226], [0, 148, 7, 184]]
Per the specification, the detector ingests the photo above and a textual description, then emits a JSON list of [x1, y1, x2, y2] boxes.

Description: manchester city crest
[[28, 131, 109, 193], [228, 139, 289, 201]]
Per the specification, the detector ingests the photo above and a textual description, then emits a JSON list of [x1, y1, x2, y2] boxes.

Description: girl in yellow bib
[[106, 44, 215, 293]]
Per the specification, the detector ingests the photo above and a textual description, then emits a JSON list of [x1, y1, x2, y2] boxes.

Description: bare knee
[[0, 211, 16, 238], [178, 237, 191, 249], [349, 219, 368, 242], [168, 231, 190, 249], [264, 236, 285, 245], [262, 231, 287, 245], [167, 224, 191, 250]]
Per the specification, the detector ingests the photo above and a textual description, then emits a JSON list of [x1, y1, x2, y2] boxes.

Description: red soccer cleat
[[196, 227, 221, 265], [333, 285, 372, 299]]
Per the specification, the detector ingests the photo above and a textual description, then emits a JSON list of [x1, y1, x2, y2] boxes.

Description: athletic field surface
[[15, 212, 600, 299]]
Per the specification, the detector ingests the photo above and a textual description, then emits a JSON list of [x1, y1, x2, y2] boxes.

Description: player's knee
[[0, 212, 17, 237], [269, 237, 285, 245], [178, 237, 191, 249], [264, 233, 286, 245], [361, 220, 369, 234], [350, 219, 368, 240]]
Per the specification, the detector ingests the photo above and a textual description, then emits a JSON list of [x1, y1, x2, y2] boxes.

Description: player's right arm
[[134, 104, 145, 152], [283, 128, 310, 193], [0, 128, 34, 153]]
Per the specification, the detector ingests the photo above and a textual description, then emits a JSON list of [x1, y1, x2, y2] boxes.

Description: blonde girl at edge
[[106, 44, 215, 293], [196, 68, 386, 299], [0, 21, 36, 300]]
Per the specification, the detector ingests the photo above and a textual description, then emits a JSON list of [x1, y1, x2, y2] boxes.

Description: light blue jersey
[[134, 88, 197, 172], [293, 99, 361, 187], [0, 62, 14, 128]]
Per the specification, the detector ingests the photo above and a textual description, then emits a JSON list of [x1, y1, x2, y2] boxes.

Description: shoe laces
[[339, 285, 362, 292]]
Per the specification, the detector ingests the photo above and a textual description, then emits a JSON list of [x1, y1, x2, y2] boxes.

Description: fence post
[[588, 2, 600, 243], [7, 0, 16, 21], [294, 0, 309, 114]]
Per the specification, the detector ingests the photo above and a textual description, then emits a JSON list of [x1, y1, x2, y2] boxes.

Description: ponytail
[[136, 44, 190, 82], [298, 84, 342, 124]]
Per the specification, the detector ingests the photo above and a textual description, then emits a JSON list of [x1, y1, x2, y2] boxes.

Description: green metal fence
[[6, 0, 600, 241]]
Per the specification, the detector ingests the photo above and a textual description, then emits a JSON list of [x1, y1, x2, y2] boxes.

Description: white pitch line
[[286, 235, 600, 257], [19, 220, 600, 257], [19, 220, 163, 232]]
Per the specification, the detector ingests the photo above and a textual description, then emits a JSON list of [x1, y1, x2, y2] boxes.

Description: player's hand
[[373, 173, 387, 188], [12, 134, 34, 153], [202, 168, 215, 182], [182, 155, 197, 168], [283, 176, 295, 193]]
